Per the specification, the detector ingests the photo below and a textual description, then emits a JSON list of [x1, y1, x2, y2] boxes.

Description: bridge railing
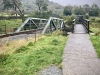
[[15, 17, 48, 33], [81, 19, 89, 33], [42, 17, 65, 34], [15, 17, 65, 34]]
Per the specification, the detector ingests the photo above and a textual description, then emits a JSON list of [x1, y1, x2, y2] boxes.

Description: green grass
[[0, 19, 22, 29], [0, 33, 68, 75], [0, 19, 22, 34], [90, 17, 100, 58], [90, 36, 100, 58]]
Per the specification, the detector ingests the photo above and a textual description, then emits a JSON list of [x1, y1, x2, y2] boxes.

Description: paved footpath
[[63, 24, 100, 75]]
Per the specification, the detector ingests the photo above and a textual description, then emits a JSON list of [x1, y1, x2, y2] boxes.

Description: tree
[[36, 0, 44, 11], [74, 6, 85, 15], [13, 0, 24, 21], [3, 0, 22, 16], [89, 3, 100, 16], [63, 5, 72, 16], [35, 0, 50, 18], [36, 0, 48, 11], [2, 0, 24, 21], [83, 4, 90, 13]]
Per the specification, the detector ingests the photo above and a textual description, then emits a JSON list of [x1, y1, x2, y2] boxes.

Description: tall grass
[[0, 31, 68, 75], [0, 19, 22, 28], [90, 17, 100, 58], [90, 36, 100, 58], [0, 19, 22, 35]]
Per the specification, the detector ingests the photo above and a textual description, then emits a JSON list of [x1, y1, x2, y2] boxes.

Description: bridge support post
[[87, 20, 89, 33]]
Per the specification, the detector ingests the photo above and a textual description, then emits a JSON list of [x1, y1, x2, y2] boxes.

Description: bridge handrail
[[81, 19, 89, 33], [42, 17, 65, 34], [15, 17, 48, 32], [15, 17, 65, 34]]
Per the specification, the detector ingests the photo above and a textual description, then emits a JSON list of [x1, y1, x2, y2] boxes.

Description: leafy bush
[[97, 20, 100, 23], [66, 14, 77, 25], [84, 14, 89, 19], [0, 54, 10, 63], [15, 46, 29, 53], [51, 39, 59, 45], [27, 42, 34, 46], [30, 11, 52, 19], [91, 18, 95, 22], [52, 30, 63, 36]]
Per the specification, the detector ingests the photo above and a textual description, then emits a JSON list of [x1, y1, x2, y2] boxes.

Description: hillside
[[21, 0, 64, 15], [0, 0, 64, 15]]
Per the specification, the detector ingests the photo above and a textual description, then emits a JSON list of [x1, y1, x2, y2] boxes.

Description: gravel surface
[[38, 65, 62, 75], [63, 24, 100, 75]]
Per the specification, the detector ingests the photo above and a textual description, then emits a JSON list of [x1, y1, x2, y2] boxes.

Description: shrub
[[15, 46, 29, 53], [91, 18, 95, 21], [52, 30, 63, 36], [51, 39, 59, 45], [97, 20, 100, 23], [27, 42, 34, 46], [84, 14, 89, 19], [67, 14, 77, 26]]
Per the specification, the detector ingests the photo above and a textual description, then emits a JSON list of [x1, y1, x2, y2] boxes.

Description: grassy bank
[[90, 17, 100, 58], [0, 31, 68, 75], [90, 36, 100, 58], [0, 19, 22, 34], [0, 19, 22, 28]]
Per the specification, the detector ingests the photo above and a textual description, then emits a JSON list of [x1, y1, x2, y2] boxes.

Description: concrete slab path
[[63, 24, 100, 75]]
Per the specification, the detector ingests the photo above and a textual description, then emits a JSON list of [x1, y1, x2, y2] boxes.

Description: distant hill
[[0, 0, 64, 15], [21, 0, 64, 15]]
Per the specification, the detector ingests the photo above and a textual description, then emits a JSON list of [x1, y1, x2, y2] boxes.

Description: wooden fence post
[[87, 20, 89, 33], [5, 24, 7, 34], [35, 29, 36, 42]]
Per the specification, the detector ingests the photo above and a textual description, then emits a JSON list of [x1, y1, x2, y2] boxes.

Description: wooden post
[[5, 24, 7, 34], [29, 20, 31, 30], [87, 20, 89, 33], [35, 29, 36, 42]]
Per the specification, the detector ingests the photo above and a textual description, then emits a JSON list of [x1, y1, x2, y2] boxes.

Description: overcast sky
[[49, 0, 100, 6]]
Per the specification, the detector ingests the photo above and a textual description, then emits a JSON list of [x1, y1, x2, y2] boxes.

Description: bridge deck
[[63, 24, 100, 75], [74, 24, 87, 34]]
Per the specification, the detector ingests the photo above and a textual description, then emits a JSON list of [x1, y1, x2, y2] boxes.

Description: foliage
[[27, 42, 34, 46], [0, 19, 22, 34], [83, 4, 90, 13], [15, 46, 29, 53], [90, 17, 100, 58], [63, 5, 72, 16], [84, 13, 89, 19], [89, 3, 100, 16], [63, 4, 100, 17], [30, 11, 52, 18], [2, 0, 22, 14], [36, 0, 48, 11], [90, 36, 100, 58], [74, 6, 85, 15], [66, 14, 77, 25], [0, 31, 68, 75], [34, 0, 53, 18]]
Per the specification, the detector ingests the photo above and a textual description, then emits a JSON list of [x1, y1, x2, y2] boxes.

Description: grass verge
[[0, 32, 68, 75], [90, 35, 100, 58], [90, 17, 100, 58]]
